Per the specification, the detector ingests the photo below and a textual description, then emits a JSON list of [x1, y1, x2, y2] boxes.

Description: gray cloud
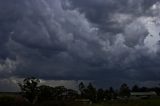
[[0, 0, 160, 91]]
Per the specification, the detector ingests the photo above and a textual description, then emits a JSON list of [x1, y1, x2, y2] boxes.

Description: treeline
[[18, 77, 160, 104]]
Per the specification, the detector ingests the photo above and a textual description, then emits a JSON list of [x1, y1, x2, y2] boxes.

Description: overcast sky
[[0, 0, 160, 91]]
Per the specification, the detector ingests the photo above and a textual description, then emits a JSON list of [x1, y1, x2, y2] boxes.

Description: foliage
[[119, 83, 130, 97], [16, 77, 160, 105], [79, 82, 86, 98], [132, 85, 139, 92], [86, 83, 97, 102], [39, 85, 54, 101], [39, 85, 78, 101], [18, 77, 40, 103], [97, 89, 105, 101], [79, 82, 97, 102]]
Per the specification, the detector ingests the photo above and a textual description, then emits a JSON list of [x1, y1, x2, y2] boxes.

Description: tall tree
[[18, 77, 40, 104], [97, 89, 105, 101], [86, 83, 97, 102], [79, 82, 86, 98], [119, 83, 130, 97], [107, 87, 116, 100], [132, 85, 139, 92]]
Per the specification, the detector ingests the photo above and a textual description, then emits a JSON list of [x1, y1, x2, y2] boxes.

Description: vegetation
[[18, 77, 40, 104], [0, 77, 160, 105], [119, 83, 130, 97]]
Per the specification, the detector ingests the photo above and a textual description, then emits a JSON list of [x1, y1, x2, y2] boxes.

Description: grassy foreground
[[0, 95, 160, 106], [38, 99, 160, 106], [26, 99, 160, 106], [93, 99, 160, 106]]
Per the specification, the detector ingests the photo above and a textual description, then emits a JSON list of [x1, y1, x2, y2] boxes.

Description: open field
[[0, 97, 160, 106], [0, 92, 160, 106], [23, 99, 160, 106], [94, 99, 160, 106]]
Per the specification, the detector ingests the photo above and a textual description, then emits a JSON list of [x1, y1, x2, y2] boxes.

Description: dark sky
[[0, 0, 160, 91]]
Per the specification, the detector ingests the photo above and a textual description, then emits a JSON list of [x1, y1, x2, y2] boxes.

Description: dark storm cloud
[[69, 0, 159, 33], [0, 0, 160, 87]]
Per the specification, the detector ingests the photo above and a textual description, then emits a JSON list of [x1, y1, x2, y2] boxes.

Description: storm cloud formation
[[0, 0, 160, 88]]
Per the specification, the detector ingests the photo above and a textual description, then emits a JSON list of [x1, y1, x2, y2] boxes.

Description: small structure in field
[[130, 91, 157, 99]]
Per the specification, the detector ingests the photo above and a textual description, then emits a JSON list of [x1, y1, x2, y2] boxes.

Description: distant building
[[130, 91, 157, 99]]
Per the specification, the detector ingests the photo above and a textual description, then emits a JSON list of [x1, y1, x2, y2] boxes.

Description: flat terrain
[[92, 99, 160, 106], [30, 99, 160, 106], [34, 98, 160, 106], [0, 94, 160, 106]]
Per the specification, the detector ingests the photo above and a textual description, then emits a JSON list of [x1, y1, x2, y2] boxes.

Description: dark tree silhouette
[[104, 89, 110, 100], [78, 82, 97, 102], [39, 85, 54, 101], [65, 89, 79, 100], [18, 77, 40, 104], [119, 83, 130, 97], [139, 87, 149, 92], [97, 89, 105, 101], [53, 86, 67, 100], [79, 82, 86, 98], [86, 83, 97, 102], [109, 87, 114, 98], [39, 85, 78, 101], [132, 85, 140, 92]]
